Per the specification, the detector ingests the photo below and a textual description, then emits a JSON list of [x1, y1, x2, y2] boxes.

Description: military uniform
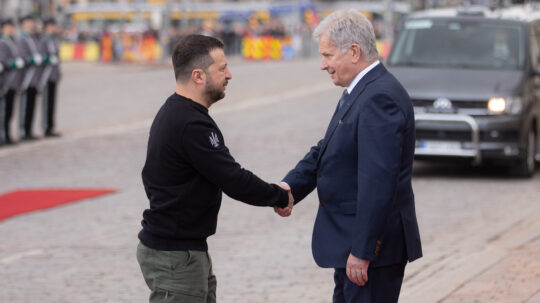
[[38, 18, 61, 136], [16, 16, 43, 140], [0, 18, 24, 144], [0, 46, 4, 145]]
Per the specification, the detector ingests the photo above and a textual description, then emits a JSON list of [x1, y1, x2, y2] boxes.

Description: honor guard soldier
[[38, 17, 61, 137], [0, 18, 25, 145], [16, 15, 43, 140], [0, 21, 4, 146]]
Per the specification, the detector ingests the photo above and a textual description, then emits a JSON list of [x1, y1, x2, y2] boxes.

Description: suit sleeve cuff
[[351, 244, 378, 262]]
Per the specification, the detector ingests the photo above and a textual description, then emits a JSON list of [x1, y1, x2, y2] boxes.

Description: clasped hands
[[273, 182, 294, 217]]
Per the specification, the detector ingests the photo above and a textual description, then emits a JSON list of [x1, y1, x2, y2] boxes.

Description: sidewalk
[[442, 233, 540, 302], [400, 213, 540, 303]]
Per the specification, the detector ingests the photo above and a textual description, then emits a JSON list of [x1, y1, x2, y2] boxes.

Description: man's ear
[[191, 69, 206, 85], [350, 43, 362, 63]]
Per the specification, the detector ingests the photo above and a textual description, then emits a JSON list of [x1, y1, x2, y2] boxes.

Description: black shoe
[[4, 138, 16, 145], [21, 135, 38, 141], [45, 131, 61, 138]]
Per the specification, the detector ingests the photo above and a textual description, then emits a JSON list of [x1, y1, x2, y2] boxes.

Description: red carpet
[[0, 189, 116, 221]]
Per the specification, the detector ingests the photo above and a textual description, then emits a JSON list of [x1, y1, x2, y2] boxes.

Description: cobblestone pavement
[[442, 236, 540, 303], [0, 60, 539, 302]]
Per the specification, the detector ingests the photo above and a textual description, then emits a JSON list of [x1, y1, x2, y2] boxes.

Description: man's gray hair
[[313, 9, 379, 61]]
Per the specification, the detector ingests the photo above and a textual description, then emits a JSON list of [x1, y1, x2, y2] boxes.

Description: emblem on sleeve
[[209, 132, 220, 148]]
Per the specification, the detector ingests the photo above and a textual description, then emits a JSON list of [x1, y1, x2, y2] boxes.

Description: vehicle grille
[[412, 98, 488, 109], [416, 129, 472, 141], [416, 129, 518, 142]]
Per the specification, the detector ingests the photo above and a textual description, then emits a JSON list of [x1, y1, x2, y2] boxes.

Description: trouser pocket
[[137, 243, 210, 301]]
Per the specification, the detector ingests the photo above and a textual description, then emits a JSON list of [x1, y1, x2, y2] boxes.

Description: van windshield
[[388, 18, 524, 69]]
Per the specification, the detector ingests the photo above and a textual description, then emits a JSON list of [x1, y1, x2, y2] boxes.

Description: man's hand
[[346, 253, 370, 287], [274, 182, 294, 217]]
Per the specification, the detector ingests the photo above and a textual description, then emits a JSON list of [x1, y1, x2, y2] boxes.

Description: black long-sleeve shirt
[[138, 93, 288, 251]]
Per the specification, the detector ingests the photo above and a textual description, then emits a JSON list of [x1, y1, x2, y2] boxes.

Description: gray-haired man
[[276, 9, 422, 303]]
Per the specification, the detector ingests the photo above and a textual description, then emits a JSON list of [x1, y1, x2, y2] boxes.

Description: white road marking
[[0, 249, 44, 264]]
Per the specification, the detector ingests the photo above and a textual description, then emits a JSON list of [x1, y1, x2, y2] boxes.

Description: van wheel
[[511, 129, 536, 178]]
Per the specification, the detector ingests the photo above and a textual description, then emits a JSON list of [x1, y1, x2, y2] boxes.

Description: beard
[[204, 77, 227, 104]]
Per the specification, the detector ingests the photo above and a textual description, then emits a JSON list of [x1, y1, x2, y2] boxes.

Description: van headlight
[[488, 98, 506, 113], [488, 97, 522, 114]]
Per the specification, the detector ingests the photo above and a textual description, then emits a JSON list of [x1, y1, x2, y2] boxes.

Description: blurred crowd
[[167, 17, 289, 55], [53, 15, 318, 62], [0, 15, 61, 146]]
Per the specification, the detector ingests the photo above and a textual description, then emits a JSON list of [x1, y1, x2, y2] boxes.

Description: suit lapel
[[317, 64, 387, 163]]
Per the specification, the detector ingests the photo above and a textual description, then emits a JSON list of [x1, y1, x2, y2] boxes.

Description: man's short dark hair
[[172, 34, 224, 82]]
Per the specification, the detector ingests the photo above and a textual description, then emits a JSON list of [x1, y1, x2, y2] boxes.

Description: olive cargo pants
[[137, 242, 217, 303]]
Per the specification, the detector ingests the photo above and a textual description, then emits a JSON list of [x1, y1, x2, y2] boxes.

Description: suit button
[[320, 200, 324, 206], [317, 171, 321, 178], [375, 240, 382, 255]]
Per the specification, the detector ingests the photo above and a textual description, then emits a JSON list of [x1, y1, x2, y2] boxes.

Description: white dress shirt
[[346, 60, 380, 94]]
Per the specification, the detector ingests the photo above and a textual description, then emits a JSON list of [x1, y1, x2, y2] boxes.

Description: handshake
[[274, 182, 294, 217]]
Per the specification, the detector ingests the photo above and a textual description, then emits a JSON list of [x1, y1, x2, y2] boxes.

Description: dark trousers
[[19, 86, 37, 138], [1, 89, 16, 143], [333, 263, 406, 303], [0, 96, 4, 143], [42, 81, 57, 134]]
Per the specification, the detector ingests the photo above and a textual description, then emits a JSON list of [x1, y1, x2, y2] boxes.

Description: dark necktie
[[319, 89, 351, 159], [338, 89, 349, 110], [328, 89, 349, 120]]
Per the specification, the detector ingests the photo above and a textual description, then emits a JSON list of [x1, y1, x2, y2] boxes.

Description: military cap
[[0, 18, 14, 27], [19, 14, 36, 23], [43, 17, 56, 26]]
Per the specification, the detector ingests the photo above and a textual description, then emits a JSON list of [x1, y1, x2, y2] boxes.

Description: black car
[[386, 5, 540, 177]]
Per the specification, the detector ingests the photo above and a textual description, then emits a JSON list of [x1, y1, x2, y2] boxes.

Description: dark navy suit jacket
[[284, 63, 422, 268]]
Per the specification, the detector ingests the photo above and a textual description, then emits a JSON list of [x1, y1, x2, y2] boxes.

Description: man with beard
[[136, 34, 293, 303]]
